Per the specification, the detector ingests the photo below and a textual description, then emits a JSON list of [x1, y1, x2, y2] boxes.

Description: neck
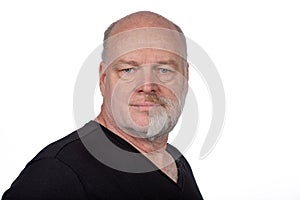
[[96, 110, 178, 183], [96, 110, 169, 153]]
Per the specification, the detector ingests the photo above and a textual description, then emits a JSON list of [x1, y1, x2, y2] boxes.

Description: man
[[2, 11, 203, 199]]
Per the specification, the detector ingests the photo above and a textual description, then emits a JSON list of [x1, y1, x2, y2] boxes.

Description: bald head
[[104, 11, 184, 41], [102, 11, 187, 64]]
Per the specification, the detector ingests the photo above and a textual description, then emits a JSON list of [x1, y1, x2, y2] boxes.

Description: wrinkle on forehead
[[103, 27, 187, 68]]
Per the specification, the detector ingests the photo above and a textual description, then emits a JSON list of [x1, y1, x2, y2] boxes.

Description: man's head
[[101, 11, 187, 62], [99, 11, 189, 140]]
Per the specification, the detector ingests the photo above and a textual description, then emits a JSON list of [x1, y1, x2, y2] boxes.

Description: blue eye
[[122, 68, 135, 73], [155, 67, 176, 82], [159, 68, 170, 73], [119, 67, 137, 80]]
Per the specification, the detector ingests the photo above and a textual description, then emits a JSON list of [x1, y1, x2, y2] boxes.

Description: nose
[[136, 68, 159, 93], [137, 82, 159, 93]]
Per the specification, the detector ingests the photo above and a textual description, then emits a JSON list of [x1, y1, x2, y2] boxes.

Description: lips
[[131, 102, 159, 106], [129, 95, 166, 111], [129, 102, 161, 111]]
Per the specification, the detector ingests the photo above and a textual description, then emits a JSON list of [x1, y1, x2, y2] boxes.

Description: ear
[[99, 61, 107, 96], [185, 62, 189, 81], [184, 62, 189, 94]]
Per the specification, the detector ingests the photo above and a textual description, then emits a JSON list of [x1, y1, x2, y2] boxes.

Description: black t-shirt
[[2, 121, 203, 200]]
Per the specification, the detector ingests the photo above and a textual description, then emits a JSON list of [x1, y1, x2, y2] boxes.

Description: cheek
[[162, 81, 186, 98], [105, 76, 122, 98], [172, 76, 187, 90], [110, 81, 135, 109]]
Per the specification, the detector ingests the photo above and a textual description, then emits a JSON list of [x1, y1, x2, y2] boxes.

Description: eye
[[159, 68, 170, 73], [122, 68, 135, 73], [155, 66, 176, 82], [157, 66, 175, 74], [118, 66, 138, 80]]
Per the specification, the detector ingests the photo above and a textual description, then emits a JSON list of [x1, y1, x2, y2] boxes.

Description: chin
[[131, 116, 150, 128]]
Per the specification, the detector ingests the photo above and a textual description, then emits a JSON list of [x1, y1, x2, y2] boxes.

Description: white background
[[1, 0, 300, 199]]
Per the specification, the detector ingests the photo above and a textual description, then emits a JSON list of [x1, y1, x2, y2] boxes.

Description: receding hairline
[[102, 11, 187, 63], [103, 11, 184, 41]]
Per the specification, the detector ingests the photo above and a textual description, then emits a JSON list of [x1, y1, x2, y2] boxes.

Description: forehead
[[103, 27, 186, 66], [114, 49, 183, 65]]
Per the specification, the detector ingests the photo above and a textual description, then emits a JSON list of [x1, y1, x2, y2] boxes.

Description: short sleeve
[[2, 158, 88, 200]]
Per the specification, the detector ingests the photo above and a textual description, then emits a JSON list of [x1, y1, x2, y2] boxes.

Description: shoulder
[[2, 121, 99, 200], [30, 130, 80, 161], [29, 120, 98, 164], [2, 157, 88, 200]]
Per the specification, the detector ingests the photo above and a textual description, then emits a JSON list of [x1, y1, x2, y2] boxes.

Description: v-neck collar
[[87, 120, 185, 190]]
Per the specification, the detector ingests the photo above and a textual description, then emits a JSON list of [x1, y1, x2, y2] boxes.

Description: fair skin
[[96, 13, 188, 183]]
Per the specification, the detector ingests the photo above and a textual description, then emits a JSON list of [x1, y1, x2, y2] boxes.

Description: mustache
[[145, 95, 166, 105], [130, 95, 168, 106]]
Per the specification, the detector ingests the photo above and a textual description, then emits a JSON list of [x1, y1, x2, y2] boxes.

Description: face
[[100, 29, 188, 139]]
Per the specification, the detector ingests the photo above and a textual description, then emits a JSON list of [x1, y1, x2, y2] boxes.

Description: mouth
[[129, 102, 162, 111]]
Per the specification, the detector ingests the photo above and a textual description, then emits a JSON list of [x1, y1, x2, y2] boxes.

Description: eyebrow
[[115, 59, 179, 68], [157, 60, 179, 68], [115, 60, 140, 66]]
